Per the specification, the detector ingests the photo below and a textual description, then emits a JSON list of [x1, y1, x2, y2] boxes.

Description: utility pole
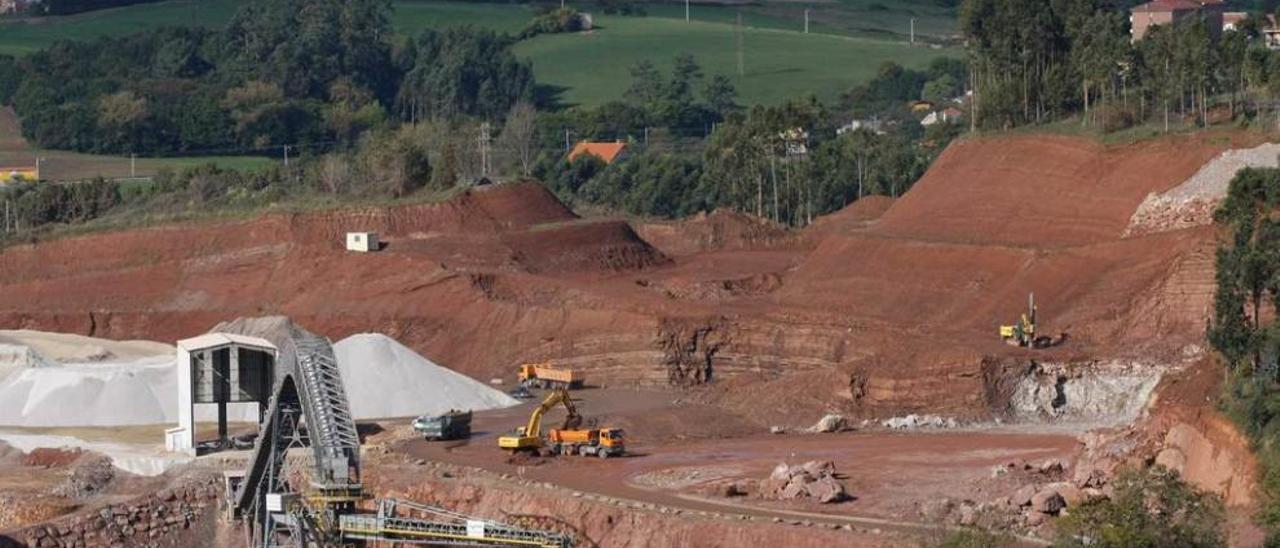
[[910, 18, 916, 45], [478, 122, 492, 177], [283, 145, 290, 168], [564, 128, 571, 152], [685, 0, 689, 22], [736, 12, 744, 77], [130, 153, 136, 178], [804, 9, 809, 34]]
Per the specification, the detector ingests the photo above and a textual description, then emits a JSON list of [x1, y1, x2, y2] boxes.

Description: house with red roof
[[568, 141, 629, 164], [1130, 0, 1225, 41]]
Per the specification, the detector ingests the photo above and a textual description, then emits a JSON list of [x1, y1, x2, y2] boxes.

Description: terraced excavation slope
[[0, 132, 1253, 421]]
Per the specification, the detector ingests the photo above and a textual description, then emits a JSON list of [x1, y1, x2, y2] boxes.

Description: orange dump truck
[[518, 363, 584, 389], [546, 428, 625, 458]]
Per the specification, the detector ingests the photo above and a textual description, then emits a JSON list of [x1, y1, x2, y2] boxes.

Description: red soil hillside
[[874, 133, 1254, 247], [0, 133, 1248, 423]]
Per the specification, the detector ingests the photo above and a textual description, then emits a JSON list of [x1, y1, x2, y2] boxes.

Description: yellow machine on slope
[[1000, 292, 1060, 348], [497, 388, 625, 457], [498, 388, 581, 452]]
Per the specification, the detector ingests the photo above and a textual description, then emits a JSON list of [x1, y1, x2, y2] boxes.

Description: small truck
[[517, 363, 584, 389], [412, 409, 472, 441]]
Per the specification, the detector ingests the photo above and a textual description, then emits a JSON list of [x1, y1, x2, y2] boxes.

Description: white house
[[345, 232, 379, 252]]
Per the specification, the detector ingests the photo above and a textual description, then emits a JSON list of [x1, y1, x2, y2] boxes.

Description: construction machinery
[[546, 427, 626, 458], [999, 293, 1057, 348], [518, 363, 584, 389], [412, 409, 472, 441], [226, 324, 572, 548], [498, 388, 580, 453], [499, 388, 625, 457]]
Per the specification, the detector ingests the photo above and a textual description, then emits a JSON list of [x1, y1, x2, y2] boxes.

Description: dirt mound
[[20, 448, 82, 468], [502, 220, 670, 274], [873, 133, 1248, 247], [635, 210, 795, 257]]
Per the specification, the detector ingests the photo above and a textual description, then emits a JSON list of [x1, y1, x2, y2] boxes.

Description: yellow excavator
[[999, 292, 1061, 348], [498, 388, 581, 453], [497, 388, 625, 457]]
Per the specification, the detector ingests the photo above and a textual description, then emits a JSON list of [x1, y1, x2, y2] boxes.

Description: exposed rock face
[[657, 317, 728, 386], [4, 472, 219, 547]]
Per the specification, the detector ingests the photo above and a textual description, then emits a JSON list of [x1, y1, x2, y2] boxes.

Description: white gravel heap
[[1127, 143, 1280, 236], [0, 330, 173, 363], [0, 329, 516, 427], [334, 333, 518, 419]]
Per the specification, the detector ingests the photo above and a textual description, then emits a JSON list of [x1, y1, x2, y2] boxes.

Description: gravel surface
[[1127, 143, 1280, 235]]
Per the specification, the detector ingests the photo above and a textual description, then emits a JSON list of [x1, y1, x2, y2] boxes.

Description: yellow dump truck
[[517, 363, 584, 389]]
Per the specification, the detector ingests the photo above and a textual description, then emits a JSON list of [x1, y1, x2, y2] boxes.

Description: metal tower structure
[[229, 326, 571, 548]]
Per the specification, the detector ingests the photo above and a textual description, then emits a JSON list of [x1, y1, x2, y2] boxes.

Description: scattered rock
[[809, 414, 847, 433], [1047, 482, 1083, 507], [1011, 484, 1037, 507], [804, 477, 847, 503], [880, 414, 958, 430], [1025, 509, 1046, 526], [1038, 459, 1065, 475], [801, 460, 835, 478], [1154, 447, 1187, 473], [759, 461, 850, 504], [1031, 488, 1065, 515], [958, 503, 977, 526]]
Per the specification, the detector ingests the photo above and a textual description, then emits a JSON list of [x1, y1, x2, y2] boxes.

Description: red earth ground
[[0, 130, 1268, 544]]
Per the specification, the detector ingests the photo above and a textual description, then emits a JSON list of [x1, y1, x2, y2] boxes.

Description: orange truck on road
[[547, 428, 626, 458], [518, 363, 584, 389]]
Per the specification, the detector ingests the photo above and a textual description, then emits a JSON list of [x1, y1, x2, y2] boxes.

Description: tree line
[[960, 0, 1280, 132], [0, 0, 532, 156], [534, 57, 963, 225], [1208, 166, 1280, 543]]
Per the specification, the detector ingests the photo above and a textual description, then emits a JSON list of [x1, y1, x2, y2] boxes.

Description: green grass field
[[516, 15, 953, 107], [644, 0, 958, 42]]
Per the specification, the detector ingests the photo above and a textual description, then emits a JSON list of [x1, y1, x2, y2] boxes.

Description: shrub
[[1054, 466, 1225, 548]]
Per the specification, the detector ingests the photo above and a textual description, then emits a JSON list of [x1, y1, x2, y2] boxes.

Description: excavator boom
[[499, 388, 576, 451]]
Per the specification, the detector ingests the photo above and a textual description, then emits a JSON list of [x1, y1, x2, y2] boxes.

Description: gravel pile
[[0, 328, 516, 427], [334, 333, 518, 419], [1127, 143, 1280, 236]]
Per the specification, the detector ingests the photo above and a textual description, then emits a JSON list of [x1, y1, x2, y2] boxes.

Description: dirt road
[[394, 388, 1078, 540]]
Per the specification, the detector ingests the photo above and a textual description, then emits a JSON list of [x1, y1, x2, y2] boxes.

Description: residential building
[[920, 108, 964, 128], [1130, 0, 1225, 41], [568, 141, 628, 164], [837, 118, 887, 136], [1223, 11, 1248, 32]]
